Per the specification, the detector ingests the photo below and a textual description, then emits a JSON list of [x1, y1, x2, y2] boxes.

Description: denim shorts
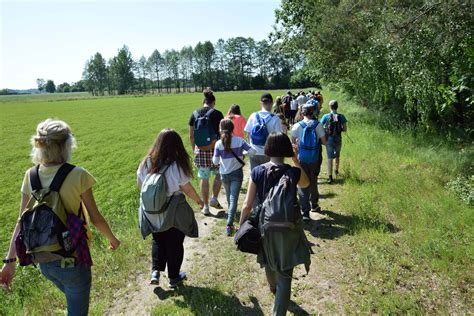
[[197, 167, 220, 180], [326, 136, 342, 159]]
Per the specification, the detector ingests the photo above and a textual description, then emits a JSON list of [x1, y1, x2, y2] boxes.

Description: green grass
[[0, 88, 472, 314]]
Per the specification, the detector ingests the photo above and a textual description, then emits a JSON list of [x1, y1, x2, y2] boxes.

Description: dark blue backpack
[[298, 120, 319, 163], [193, 108, 216, 147], [251, 112, 273, 146]]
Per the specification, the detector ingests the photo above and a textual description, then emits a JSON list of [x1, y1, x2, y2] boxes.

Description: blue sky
[[0, 0, 280, 89]]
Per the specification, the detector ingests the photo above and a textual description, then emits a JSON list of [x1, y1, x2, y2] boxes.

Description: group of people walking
[[0, 87, 348, 316]]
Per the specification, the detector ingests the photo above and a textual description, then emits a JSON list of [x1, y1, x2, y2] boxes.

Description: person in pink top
[[226, 104, 246, 138]]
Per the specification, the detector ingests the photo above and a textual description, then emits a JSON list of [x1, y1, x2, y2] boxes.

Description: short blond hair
[[30, 119, 76, 165]]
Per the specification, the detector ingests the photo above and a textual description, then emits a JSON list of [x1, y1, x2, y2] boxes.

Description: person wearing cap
[[244, 93, 283, 171], [320, 100, 348, 184], [291, 104, 327, 219]]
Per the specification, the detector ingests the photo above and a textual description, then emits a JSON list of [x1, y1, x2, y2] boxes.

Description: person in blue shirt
[[320, 100, 348, 184]]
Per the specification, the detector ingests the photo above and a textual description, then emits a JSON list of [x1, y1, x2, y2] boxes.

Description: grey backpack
[[140, 161, 172, 214], [259, 165, 301, 236]]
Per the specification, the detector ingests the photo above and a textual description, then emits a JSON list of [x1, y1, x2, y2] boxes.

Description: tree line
[[82, 37, 318, 96], [274, 0, 473, 137]]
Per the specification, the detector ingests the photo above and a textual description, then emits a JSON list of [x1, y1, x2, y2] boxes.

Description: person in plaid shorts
[[189, 88, 224, 215]]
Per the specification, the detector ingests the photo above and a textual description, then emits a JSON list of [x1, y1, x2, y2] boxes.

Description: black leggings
[[152, 227, 185, 279]]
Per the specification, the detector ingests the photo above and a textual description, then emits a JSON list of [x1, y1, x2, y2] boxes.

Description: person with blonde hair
[[1, 118, 120, 316]]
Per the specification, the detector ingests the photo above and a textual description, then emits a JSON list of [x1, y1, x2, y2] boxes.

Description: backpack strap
[[204, 108, 214, 118], [193, 110, 200, 121], [29, 165, 42, 191], [299, 121, 307, 129], [49, 163, 75, 192], [158, 164, 170, 175]]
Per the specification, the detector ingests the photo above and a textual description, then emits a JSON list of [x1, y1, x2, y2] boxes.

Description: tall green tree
[[136, 55, 148, 94], [109, 45, 135, 95], [45, 80, 56, 93], [83, 52, 107, 96], [36, 78, 45, 92], [148, 49, 163, 93]]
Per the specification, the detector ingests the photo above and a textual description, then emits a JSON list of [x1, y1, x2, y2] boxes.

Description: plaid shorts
[[194, 148, 219, 170]]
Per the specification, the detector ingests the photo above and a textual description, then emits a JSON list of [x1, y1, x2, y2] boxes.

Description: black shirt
[[188, 107, 224, 134]]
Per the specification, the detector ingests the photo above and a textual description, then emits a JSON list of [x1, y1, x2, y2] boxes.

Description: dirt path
[[106, 163, 355, 315]]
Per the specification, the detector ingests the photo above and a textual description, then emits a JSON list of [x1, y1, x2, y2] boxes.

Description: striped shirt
[[212, 137, 256, 174]]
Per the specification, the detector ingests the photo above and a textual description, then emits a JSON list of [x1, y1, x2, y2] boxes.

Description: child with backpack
[[239, 132, 311, 316], [1, 119, 120, 316], [188, 88, 224, 215], [226, 104, 246, 138], [320, 100, 348, 184], [212, 119, 256, 236], [137, 128, 203, 287], [244, 93, 283, 171], [291, 104, 327, 219]]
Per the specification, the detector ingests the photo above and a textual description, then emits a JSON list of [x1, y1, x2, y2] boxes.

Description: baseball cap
[[260, 93, 273, 102]]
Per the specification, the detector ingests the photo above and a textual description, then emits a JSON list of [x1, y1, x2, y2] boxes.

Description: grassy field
[[0, 89, 472, 314]]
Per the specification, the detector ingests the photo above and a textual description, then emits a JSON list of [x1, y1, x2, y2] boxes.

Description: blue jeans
[[265, 266, 294, 316], [221, 168, 244, 226], [39, 260, 91, 316]]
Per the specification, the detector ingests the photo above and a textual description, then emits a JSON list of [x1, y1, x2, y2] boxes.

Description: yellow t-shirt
[[21, 164, 96, 217]]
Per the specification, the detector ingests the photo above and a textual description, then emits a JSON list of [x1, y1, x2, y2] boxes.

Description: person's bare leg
[[212, 175, 222, 200], [335, 158, 340, 175], [200, 179, 209, 206]]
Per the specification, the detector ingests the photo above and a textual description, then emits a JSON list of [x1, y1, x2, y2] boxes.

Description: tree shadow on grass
[[154, 285, 264, 315], [304, 209, 399, 240]]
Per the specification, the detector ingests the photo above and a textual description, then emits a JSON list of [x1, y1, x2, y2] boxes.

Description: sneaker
[[150, 270, 160, 285], [302, 215, 311, 222], [169, 272, 187, 289], [311, 205, 322, 213], [327, 175, 333, 184], [201, 206, 210, 216], [209, 198, 223, 209], [226, 225, 234, 236]]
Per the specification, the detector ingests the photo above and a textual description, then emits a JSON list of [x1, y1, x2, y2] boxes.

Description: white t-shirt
[[296, 95, 307, 106], [290, 99, 299, 110], [137, 161, 191, 196], [291, 118, 326, 143], [212, 137, 256, 174], [244, 110, 283, 155]]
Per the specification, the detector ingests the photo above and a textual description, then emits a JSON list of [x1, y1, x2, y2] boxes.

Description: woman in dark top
[[239, 133, 311, 316]]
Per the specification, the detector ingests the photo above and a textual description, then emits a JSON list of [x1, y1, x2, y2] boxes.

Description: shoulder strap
[[299, 121, 307, 128], [255, 112, 262, 124], [29, 165, 42, 191], [204, 108, 214, 118], [193, 110, 200, 120], [230, 150, 245, 166], [158, 165, 170, 175], [49, 163, 75, 192]]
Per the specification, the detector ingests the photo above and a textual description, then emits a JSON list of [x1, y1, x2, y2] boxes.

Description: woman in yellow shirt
[[1, 119, 120, 316]]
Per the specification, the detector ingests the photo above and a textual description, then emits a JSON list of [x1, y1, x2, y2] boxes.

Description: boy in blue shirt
[[320, 100, 348, 184]]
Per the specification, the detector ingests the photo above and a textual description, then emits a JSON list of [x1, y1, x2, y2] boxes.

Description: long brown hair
[[144, 128, 193, 177], [219, 119, 234, 152]]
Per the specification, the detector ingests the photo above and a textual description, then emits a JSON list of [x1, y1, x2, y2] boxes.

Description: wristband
[[2, 258, 16, 264]]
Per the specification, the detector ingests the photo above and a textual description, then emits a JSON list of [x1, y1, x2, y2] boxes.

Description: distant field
[[1, 89, 472, 314]]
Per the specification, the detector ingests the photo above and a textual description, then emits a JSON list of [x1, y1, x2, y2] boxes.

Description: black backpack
[[259, 164, 301, 236], [328, 114, 343, 136], [17, 163, 77, 260], [193, 108, 217, 148]]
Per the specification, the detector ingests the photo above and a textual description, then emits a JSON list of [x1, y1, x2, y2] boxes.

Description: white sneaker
[[201, 206, 210, 215], [302, 216, 311, 221]]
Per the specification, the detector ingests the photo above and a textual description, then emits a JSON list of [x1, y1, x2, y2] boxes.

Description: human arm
[[1, 193, 29, 289], [212, 145, 220, 165], [81, 188, 120, 250], [239, 179, 257, 225], [179, 182, 204, 209], [189, 126, 195, 151]]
